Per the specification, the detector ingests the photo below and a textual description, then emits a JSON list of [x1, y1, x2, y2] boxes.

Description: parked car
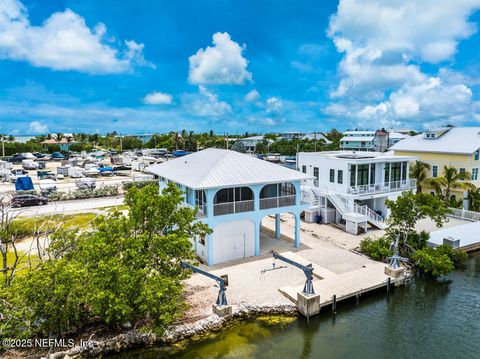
[[11, 194, 48, 207], [75, 178, 96, 190]]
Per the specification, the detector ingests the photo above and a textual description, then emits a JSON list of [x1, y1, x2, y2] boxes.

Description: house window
[[330, 169, 335, 183], [357, 164, 369, 185], [432, 165, 438, 177], [350, 164, 356, 186], [313, 167, 319, 180], [402, 162, 408, 181], [302, 165, 307, 174], [384, 163, 390, 183], [459, 168, 466, 175], [473, 168, 478, 181], [475, 150, 479, 161], [391, 162, 401, 182], [338, 170, 343, 184], [370, 164, 376, 184]]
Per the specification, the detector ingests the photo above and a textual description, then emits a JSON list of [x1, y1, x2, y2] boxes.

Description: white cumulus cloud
[[328, 0, 480, 97], [28, 121, 48, 134], [266, 97, 283, 113], [182, 86, 232, 117], [0, 0, 150, 73], [188, 32, 252, 85], [143, 91, 173, 105], [244, 89, 260, 102], [326, 0, 480, 127]]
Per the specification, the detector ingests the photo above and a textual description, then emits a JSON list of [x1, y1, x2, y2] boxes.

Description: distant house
[[340, 130, 389, 152], [238, 135, 271, 153], [391, 127, 480, 208], [301, 133, 332, 144], [148, 148, 310, 265], [388, 132, 410, 147], [41, 135, 78, 151]]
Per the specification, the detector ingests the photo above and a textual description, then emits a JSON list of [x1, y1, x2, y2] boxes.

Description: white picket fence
[[448, 207, 480, 222]]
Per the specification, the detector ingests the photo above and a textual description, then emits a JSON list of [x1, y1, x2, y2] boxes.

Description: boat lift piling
[[269, 251, 321, 318], [181, 262, 232, 316]]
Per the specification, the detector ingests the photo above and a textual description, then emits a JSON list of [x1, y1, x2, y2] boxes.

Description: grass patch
[[4, 250, 39, 277], [11, 213, 98, 237]]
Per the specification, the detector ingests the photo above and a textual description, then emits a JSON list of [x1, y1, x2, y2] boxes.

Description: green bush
[[412, 247, 454, 277], [47, 185, 119, 201], [406, 230, 430, 251], [1, 183, 210, 339], [435, 244, 468, 267], [359, 236, 392, 261], [122, 179, 158, 191]]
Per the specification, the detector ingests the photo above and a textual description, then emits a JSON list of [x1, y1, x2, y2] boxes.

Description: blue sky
[[1, 0, 480, 135]]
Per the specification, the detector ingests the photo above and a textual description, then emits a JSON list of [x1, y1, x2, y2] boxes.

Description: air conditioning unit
[[443, 236, 460, 249]]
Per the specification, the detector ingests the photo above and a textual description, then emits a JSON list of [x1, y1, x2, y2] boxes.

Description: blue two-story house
[[148, 148, 310, 265]]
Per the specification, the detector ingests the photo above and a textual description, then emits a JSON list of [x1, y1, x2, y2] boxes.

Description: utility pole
[[1, 135, 4, 158], [314, 131, 317, 152]]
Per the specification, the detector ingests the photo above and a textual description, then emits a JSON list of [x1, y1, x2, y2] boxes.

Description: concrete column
[[255, 220, 261, 256], [207, 234, 214, 265], [275, 213, 281, 240], [206, 188, 215, 217], [294, 213, 300, 248]]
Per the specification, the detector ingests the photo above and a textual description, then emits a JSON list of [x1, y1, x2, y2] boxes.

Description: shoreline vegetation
[[0, 181, 471, 358]]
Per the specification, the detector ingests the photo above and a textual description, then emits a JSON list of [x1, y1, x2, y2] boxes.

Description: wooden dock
[[277, 252, 402, 308]]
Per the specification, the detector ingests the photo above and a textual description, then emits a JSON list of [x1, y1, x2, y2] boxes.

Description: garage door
[[212, 220, 255, 264], [221, 234, 245, 262]]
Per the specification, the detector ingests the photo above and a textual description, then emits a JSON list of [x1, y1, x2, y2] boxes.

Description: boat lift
[[269, 251, 315, 296], [387, 236, 410, 269], [181, 262, 228, 306]]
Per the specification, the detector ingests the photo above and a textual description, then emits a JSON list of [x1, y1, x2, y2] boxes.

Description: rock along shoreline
[[43, 303, 298, 359]]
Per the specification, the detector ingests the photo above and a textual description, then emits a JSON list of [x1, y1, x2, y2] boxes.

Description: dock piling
[[332, 294, 337, 315]]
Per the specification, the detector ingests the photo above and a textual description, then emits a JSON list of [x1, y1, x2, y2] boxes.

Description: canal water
[[114, 253, 480, 358]]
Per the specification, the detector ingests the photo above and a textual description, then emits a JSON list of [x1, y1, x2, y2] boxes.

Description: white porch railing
[[448, 207, 480, 222], [353, 203, 384, 224], [348, 179, 416, 196], [260, 195, 296, 210], [213, 200, 254, 216]]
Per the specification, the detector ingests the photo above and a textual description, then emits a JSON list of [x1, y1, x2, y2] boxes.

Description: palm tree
[[410, 160, 431, 193], [427, 165, 475, 205], [468, 187, 480, 211]]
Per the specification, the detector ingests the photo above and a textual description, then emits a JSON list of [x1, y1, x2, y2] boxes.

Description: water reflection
[[111, 253, 480, 359]]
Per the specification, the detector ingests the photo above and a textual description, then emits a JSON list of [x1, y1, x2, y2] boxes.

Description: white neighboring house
[[388, 132, 410, 147], [148, 148, 310, 265], [298, 151, 417, 234], [340, 130, 389, 152], [238, 135, 271, 153]]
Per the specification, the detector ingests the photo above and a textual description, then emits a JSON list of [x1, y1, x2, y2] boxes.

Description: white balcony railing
[[260, 195, 296, 210], [213, 200, 254, 216], [348, 179, 416, 196]]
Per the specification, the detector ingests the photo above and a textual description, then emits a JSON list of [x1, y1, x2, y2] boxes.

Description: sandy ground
[[183, 213, 471, 320]]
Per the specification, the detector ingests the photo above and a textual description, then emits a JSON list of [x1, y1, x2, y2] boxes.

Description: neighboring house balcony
[[348, 179, 416, 196]]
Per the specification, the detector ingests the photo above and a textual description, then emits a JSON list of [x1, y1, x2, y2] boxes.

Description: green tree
[[427, 165, 474, 205], [468, 187, 480, 211], [410, 160, 431, 193], [385, 191, 450, 253], [1, 183, 210, 338]]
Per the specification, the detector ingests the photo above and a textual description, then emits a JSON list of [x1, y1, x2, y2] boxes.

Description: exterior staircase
[[301, 183, 386, 230]]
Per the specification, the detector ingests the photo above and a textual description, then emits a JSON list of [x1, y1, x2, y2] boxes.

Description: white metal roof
[[340, 136, 374, 142], [343, 130, 375, 135], [391, 127, 480, 154], [147, 148, 311, 189], [428, 221, 480, 248], [388, 132, 410, 139]]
